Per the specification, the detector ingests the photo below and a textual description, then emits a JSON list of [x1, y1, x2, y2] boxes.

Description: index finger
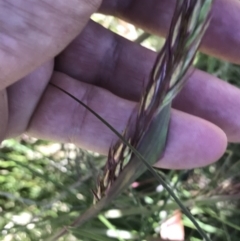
[[100, 0, 240, 64]]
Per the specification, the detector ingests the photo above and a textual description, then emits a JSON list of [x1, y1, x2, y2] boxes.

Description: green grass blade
[[48, 0, 213, 240], [47, 85, 210, 241]]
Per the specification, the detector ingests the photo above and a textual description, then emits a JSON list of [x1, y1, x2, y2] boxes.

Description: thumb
[[0, 0, 101, 90]]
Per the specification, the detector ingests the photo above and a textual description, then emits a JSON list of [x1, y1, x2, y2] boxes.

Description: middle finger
[[55, 21, 240, 142]]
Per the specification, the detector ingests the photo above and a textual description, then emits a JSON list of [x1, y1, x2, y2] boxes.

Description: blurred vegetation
[[1, 14, 240, 241]]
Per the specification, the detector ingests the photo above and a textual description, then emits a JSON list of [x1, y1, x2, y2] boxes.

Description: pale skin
[[1, 0, 240, 169]]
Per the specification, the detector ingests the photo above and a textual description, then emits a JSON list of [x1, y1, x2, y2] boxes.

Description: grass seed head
[[95, 0, 213, 201]]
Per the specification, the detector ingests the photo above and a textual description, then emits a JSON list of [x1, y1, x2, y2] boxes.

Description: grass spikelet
[[49, 0, 213, 240], [96, 0, 213, 200]]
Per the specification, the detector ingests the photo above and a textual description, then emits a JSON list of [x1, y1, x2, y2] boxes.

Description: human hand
[[1, 0, 240, 170]]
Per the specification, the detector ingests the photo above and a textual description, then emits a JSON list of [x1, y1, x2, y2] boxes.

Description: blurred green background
[[1, 14, 240, 241]]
